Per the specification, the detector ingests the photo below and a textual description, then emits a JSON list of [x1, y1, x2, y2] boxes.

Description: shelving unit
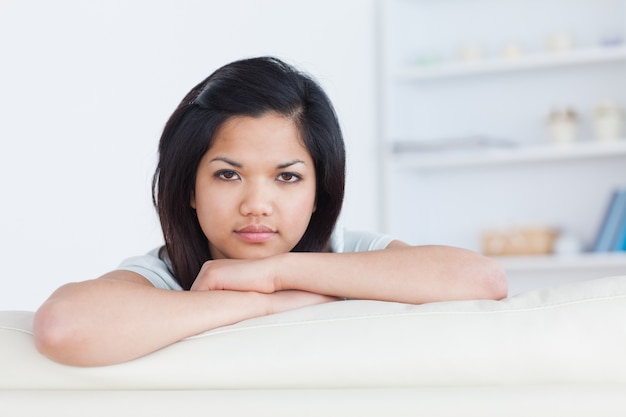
[[395, 46, 626, 81], [496, 251, 626, 272], [394, 140, 626, 170], [496, 252, 626, 295], [378, 0, 626, 288]]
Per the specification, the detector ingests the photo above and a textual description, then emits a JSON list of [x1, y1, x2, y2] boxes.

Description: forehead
[[209, 113, 310, 158]]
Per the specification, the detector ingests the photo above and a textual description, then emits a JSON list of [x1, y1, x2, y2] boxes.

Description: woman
[[34, 57, 507, 367]]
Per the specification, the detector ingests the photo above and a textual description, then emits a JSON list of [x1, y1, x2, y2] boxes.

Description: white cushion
[[1, 275, 626, 390]]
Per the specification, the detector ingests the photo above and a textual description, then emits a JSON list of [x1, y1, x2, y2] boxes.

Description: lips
[[235, 224, 277, 243], [237, 224, 274, 233]]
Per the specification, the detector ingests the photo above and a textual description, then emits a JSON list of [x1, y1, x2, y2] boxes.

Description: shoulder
[[116, 247, 183, 291], [330, 227, 395, 253]]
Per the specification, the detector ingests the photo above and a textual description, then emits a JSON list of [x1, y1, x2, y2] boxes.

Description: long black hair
[[152, 57, 346, 290]]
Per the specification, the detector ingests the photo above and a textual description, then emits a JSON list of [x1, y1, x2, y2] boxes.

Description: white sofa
[[2, 275, 626, 417]]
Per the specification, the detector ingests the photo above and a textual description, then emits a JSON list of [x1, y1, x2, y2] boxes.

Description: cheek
[[194, 189, 233, 227], [286, 186, 317, 220]]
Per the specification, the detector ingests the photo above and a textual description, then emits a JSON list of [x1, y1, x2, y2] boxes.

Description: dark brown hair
[[152, 57, 346, 290]]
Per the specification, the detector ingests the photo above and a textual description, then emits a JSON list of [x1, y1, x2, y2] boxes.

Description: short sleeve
[[330, 228, 395, 253], [117, 247, 183, 291]]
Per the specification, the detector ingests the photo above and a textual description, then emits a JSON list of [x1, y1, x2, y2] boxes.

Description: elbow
[[33, 299, 87, 366], [481, 257, 508, 300]]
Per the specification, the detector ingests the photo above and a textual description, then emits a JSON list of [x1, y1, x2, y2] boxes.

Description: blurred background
[[1, 0, 625, 310], [0, 0, 379, 310]]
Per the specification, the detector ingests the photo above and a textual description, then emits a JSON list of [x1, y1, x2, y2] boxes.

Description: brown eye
[[277, 172, 301, 183], [215, 170, 240, 181]]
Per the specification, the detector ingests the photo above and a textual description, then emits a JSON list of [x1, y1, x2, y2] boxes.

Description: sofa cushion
[[1, 275, 626, 390]]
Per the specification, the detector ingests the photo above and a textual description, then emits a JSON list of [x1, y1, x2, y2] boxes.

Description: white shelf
[[395, 46, 626, 81], [394, 140, 626, 171], [380, 0, 626, 287], [496, 252, 626, 295], [494, 252, 626, 273]]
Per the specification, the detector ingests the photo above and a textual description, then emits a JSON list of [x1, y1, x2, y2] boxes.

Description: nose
[[239, 182, 274, 217]]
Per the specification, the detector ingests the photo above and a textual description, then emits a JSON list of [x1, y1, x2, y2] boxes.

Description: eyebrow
[[277, 159, 306, 169], [210, 157, 242, 168], [210, 157, 306, 169]]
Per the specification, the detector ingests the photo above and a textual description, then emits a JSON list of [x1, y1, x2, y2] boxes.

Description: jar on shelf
[[546, 107, 579, 145], [593, 102, 625, 141], [458, 44, 484, 62], [547, 33, 574, 52]]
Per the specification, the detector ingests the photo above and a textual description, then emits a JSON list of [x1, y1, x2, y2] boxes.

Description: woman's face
[[192, 113, 317, 260]]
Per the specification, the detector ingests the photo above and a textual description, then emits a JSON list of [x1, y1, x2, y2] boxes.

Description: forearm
[[275, 245, 507, 304], [33, 273, 268, 366]]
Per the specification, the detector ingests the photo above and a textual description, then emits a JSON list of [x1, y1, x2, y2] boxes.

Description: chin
[[227, 246, 286, 260]]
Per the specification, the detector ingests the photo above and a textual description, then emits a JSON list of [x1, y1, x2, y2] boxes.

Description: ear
[[190, 191, 196, 209]]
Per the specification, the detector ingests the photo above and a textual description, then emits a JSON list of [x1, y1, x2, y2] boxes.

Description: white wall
[[0, 0, 379, 310]]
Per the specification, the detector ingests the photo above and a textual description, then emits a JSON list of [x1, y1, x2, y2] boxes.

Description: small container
[[593, 102, 625, 141], [482, 227, 559, 256], [458, 44, 483, 62], [548, 33, 574, 52], [547, 107, 579, 145], [501, 44, 523, 60]]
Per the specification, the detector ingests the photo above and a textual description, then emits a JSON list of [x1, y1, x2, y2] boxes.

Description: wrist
[[233, 290, 275, 317], [269, 252, 291, 292], [269, 251, 311, 292]]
